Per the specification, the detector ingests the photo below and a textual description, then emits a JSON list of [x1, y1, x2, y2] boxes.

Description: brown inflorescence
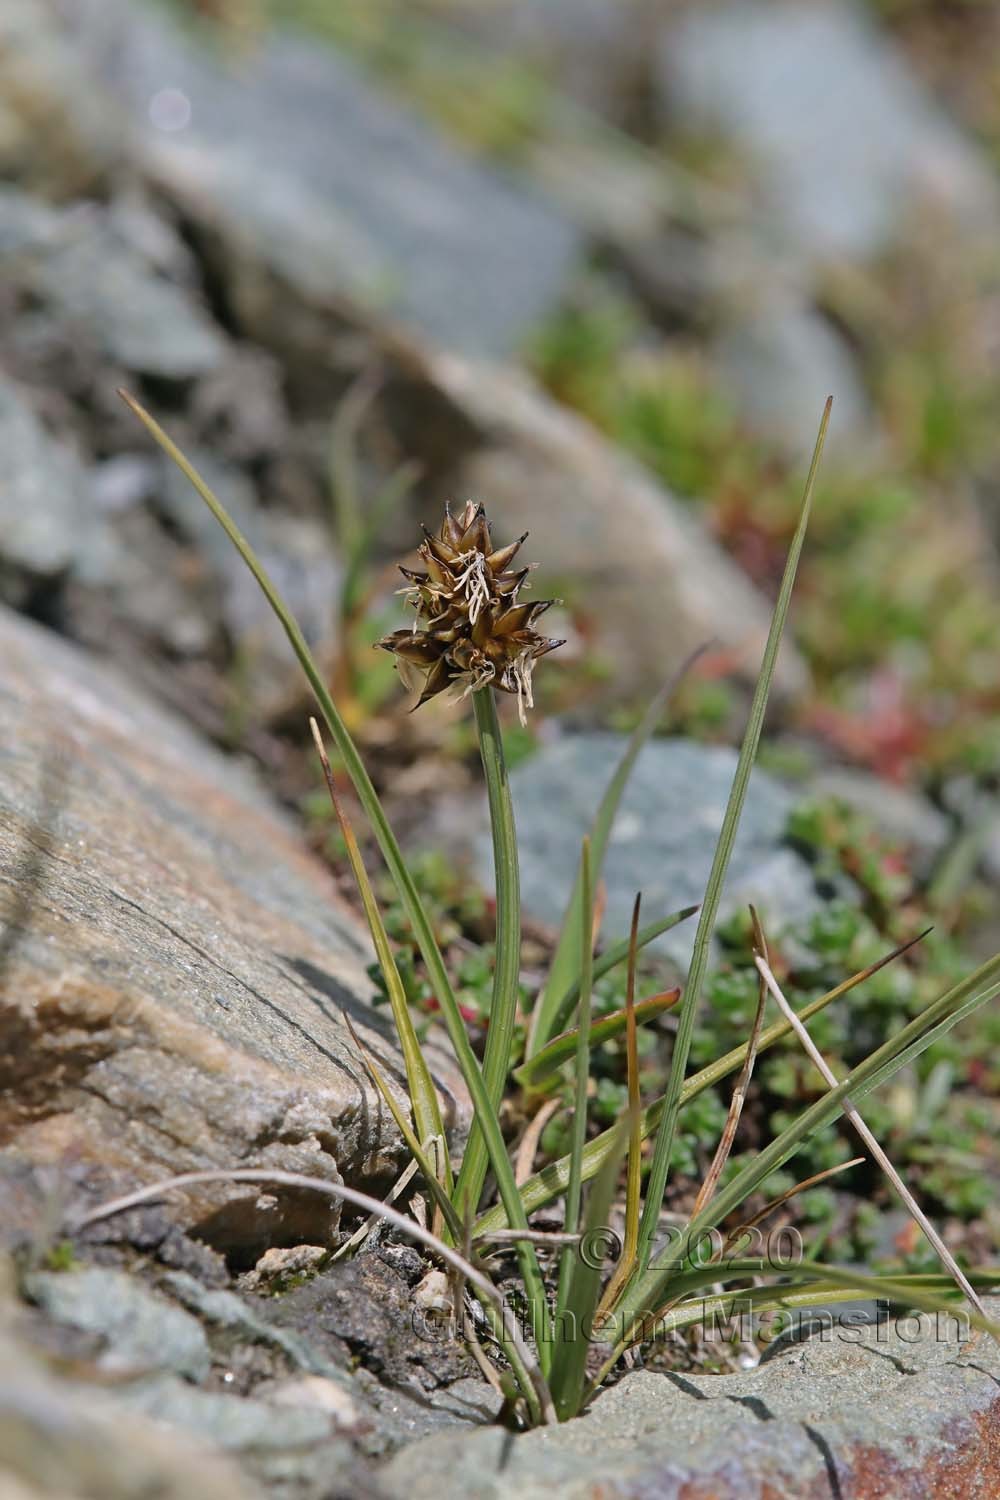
[[378, 502, 564, 723]]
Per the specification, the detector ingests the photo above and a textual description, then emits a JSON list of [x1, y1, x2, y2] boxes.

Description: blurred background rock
[[4, 0, 1000, 940], [2, 0, 998, 760], [4, 0, 1000, 948]]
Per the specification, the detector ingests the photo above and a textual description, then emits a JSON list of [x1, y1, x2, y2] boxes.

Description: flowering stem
[[454, 688, 523, 1220], [456, 689, 552, 1365]]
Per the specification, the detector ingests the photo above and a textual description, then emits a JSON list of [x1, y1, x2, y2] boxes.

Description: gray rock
[[0, 371, 96, 591], [429, 1376, 505, 1427], [1, 1254, 379, 1500], [405, 353, 808, 701], [380, 1300, 1000, 1498], [940, 778, 1000, 890], [0, 193, 246, 667], [33, 213, 224, 381], [0, 182, 58, 255], [658, 1, 1000, 264], [470, 735, 824, 969], [268, 1253, 476, 1400], [90, 453, 160, 516], [158, 450, 341, 713], [163, 1269, 357, 1386], [0, 366, 332, 720], [715, 296, 874, 454], [983, 821, 1000, 888], [70, 1, 580, 358], [0, 1318, 257, 1499], [118, 1375, 336, 1453], [238, 1243, 328, 1292], [0, 361, 202, 663], [71, 504, 218, 660], [361, 1373, 504, 1454], [0, 187, 225, 379], [150, 1268, 500, 1470], [810, 768, 951, 874], [24, 1266, 211, 1381], [449, 0, 656, 121], [0, 606, 464, 1255], [0, 1157, 230, 1283], [112, 1373, 381, 1498], [0, 0, 125, 193], [83, 1374, 380, 1500]]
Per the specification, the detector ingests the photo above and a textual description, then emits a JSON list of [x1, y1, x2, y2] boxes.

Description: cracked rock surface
[[0, 605, 464, 1257], [380, 1302, 1000, 1499], [1, 1229, 500, 1499]]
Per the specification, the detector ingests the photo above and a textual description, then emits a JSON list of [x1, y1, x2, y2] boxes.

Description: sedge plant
[[116, 388, 1000, 1426]]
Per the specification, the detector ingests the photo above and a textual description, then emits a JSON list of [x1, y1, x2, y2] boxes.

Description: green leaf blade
[[513, 987, 679, 1090], [634, 399, 831, 1273], [120, 391, 551, 1352], [617, 951, 1000, 1333], [452, 689, 523, 1221]]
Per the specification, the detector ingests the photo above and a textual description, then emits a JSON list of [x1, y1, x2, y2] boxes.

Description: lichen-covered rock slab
[[381, 1303, 1000, 1499], [0, 607, 462, 1255]]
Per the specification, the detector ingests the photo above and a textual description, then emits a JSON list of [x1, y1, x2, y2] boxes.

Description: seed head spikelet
[[379, 502, 564, 722]]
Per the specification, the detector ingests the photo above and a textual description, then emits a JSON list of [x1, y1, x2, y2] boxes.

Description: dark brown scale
[[378, 502, 563, 720]]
